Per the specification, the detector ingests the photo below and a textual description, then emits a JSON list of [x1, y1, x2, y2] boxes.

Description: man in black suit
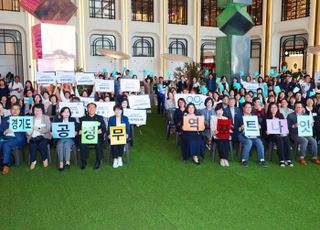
[[223, 97, 241, 124]]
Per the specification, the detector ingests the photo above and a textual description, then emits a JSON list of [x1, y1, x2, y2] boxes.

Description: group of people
[[160, 71, 320, 167]]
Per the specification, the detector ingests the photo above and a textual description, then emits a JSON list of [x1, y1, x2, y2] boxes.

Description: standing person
[[0, 104, 26, 174], [8, 76, 23, 99], [26, 104, 51, 170], [54, 107, 79, 171], [0, 79, 9, 100], [157, 77, 167, 114], [287, 102, 320, 165], [79, 103, 106, 170], [107, 105, 130, 168]]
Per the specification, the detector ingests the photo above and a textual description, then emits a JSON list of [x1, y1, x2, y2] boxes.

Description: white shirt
[[9, 82, 23, 99]]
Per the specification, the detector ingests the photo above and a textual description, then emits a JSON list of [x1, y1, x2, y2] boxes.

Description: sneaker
[[259, 160, 268, 167], [118, 157, 123, 167], [30, 161, 36, 170], [43, 159, 48, 168], [220, 159, 225, 167], [285, 161, 294, 167], [224, 160, 230, 167], [242, 160, 248, 167], [279, 161, 285, 167], [113, 159, 118, 168]]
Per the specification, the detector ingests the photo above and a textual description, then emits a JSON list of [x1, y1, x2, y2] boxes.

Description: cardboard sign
[[95, 79, 114, 92], [243, 116, 260, 137], [110, 126, 127, 145], [240, 81, 260, 92], [266, 119, 289, 135], [56, 72, 75, 84], [120, 79, 140, 92], [174, 94, 208, 110], [36, 72, 56, 84], [95, 102, 115, 118], [59, 102, 85, 118], [182, 115, 205, 131], [75, 72, 95, 85], [216, 119, 232, 139], [298, 115, 313, 137], [128, 95, 151, 109], [52, 122, 75, 139], [81, 121, 99, 144], [124, 109, 147, 125], [9, 116, 33, 132]]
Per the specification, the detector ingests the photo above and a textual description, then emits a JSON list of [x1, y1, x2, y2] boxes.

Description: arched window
[[280, 34, 308, 71], [89, 0, 116, 19], [281, 0, 310, 21], [201, 0, 221, 27], [169, 38, 188, 56], [132, 0, 154, 22], [0, 29, 23, 79], [0, 0, 20, 11], [132, 36, 154, 57], [90, 34, 116, 56], [168, 0, 188, 25], [200, 40, 215, 67], [247, 0, 263, 26]]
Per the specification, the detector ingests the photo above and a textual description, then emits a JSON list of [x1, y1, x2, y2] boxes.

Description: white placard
[[128, 95, 151, 109], [174, 94, 208, 110], [95, 79, 114, 92], [80, 97, 95, 107], [297, 115, 313, 137], [124, 109, 147, 125], [243, 116, 260, 137], [59, 102, 85, 118], [36, 72, 56, 84], [240, 80, 260, 92], [315, 72, 320, 83], [56, 72, 75, 84], [94, 102, 115, 118], [120, 79, 140, 92], [75, 72, 95, 85]]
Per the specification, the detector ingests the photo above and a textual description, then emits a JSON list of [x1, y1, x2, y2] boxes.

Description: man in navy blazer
[[287, 102, 319, 166], [223, 97, 241, 124], [0, 104, 25, 175]]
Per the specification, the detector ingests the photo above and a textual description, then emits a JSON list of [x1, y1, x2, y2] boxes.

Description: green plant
[[173, 62, 205, 83]]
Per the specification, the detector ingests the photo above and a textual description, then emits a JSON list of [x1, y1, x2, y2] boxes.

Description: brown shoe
[[312, 159, 320, 165], [2, 166, 9, 175], [299, 159, 307, 166], [43, 159, 48, 168], [30, 161, 36, 170]]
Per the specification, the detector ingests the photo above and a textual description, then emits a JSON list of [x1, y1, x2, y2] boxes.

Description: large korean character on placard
[[182, 116, 205, 131], [110, 126, 126, 145], [297, 115, 313, 137], [216, 119, 232, 139]]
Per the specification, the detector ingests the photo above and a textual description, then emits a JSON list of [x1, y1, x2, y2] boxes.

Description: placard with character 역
[[182, 115, 205, 131]]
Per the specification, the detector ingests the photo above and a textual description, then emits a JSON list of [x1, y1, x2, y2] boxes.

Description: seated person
[[0, 104, 26, 175]]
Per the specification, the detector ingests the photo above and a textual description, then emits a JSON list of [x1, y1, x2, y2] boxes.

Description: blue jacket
[[0, 116, 26, 144], [107, 115, 130, 136]]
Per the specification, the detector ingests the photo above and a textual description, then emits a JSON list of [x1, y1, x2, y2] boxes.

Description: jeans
[[56, 139, 74, 162], [0, 138, 25, 165], [291, 135, 318, 158], [268, 135, 291, 162], [238, 133, 265, 161], [29, 138, 48, 163], [157, 93, 165, 114]]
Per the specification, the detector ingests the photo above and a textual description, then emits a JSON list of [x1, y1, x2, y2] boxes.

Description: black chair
[[165, 109, 176, 140]]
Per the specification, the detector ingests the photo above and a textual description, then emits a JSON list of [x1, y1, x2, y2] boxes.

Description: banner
[[120, 79, 140, 92], [95, 79, 114, 92], [81, 121, 99, 144], [266, 119, 289, 135], [182, 115, 205, 131], [52, 122, 75, 139], [75, 72, 95, 85], [110, 126, 127, 145], [36, 72, 56, 84], [95, 102, 115, 118], [124, 109, 147, 125], [298, 115, 313, 137], [128, 95, 151, 109], [59, 102, 85, 118], [240, 81, 260, 92], [243, 116, 260, 137], [56, 72, 75, 84], [174, 94, 208, 110], [9, 116, 33, 132], [216, 119, 232, 139], [315, 72, 320, 83]]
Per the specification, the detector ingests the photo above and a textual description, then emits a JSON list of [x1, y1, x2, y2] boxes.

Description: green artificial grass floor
[[1, 111, 320, 229]]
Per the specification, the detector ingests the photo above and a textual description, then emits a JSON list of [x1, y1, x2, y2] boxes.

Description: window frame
[[132, 0, 154, 22], [90, 34, 116, 56], [132, 36, 155, 57], [168, 38, 188, 56], [168, 0, 188, 25], [281, 0, 310, 21], [89, 0, 116, 19], [0, 0, 20, 11], [247, 0, 263, 26], [201, 0, 221, 27]]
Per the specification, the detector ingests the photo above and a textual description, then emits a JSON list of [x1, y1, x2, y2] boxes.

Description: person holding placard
[[53, 107, 79, 171], [234, 102, 267, 167], [210, 104, 232, 167], [107, 105, 130, 168], [0, 104, 26, 175], [287, 102, 319, 166], [79, 103, 106, 170], [262, 102, 293, 167], [181, 103, 205, 164], [27, 104, 52, 170]]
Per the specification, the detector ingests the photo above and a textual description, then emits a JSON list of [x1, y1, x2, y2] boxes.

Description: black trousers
[[80, 142, 103, 163], [268, 135, 291, 162], [212, 138, 229, 160], [111, 144, 125, 158]]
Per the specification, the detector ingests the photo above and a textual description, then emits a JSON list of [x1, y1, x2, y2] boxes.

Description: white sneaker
[[118, 157, 123, 167], [220, 159, 225, 167], [113, 159, 118, 168], [224, 160, 230, 167]]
